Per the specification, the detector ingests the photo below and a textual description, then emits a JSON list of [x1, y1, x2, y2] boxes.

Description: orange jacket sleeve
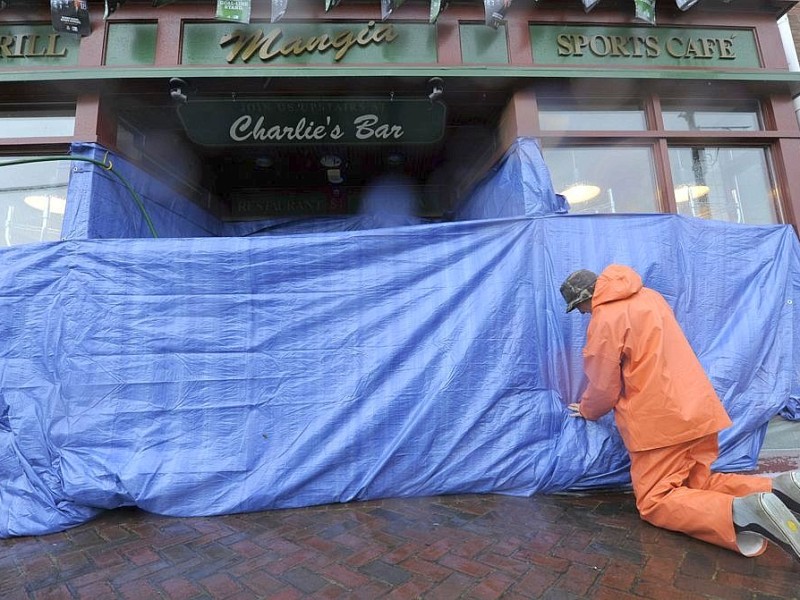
[[578, 353, 623, 420], [578, 313, 624, 420]]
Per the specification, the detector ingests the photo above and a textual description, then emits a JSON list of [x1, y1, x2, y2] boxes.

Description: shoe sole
[[773, 488, 800, 517], [745, 494, 800, 562]]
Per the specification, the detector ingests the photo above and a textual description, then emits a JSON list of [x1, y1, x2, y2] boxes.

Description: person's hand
[[567, 403, 584, 418]]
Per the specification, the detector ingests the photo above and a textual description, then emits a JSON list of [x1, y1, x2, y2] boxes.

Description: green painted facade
[[105, 23, 157, 66], [460, 23, 508, 64]]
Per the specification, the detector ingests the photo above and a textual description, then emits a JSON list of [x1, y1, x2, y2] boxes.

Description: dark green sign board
[[0, 25, 80, 67], [177, 99, 446, 146], [531, 25, 760, 68]]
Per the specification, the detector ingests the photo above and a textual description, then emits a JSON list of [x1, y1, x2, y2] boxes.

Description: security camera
[[428, 77, 444, 102], [169, 77, 188, 104]]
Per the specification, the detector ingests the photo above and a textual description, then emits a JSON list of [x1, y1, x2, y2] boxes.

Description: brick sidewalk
[[1, 491, 798, 599]]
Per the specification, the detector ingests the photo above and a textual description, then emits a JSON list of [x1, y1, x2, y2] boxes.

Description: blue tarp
[[1, 140, 798, 538]]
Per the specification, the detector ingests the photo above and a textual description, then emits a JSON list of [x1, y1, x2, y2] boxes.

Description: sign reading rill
[[177, 99, 446, 146], [0, 33, 67, 58]]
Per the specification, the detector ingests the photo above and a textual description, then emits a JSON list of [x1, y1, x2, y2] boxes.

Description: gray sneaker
[[732, 492, 800, 562], [772, 470, 800, 515]]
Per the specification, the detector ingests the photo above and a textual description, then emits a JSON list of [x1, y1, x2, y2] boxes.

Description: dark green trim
[[3, 65, 800, 84]]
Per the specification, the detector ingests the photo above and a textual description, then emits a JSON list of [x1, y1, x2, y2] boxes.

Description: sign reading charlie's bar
[[177, 99, 446, 146], [531, 25, 760, 68]]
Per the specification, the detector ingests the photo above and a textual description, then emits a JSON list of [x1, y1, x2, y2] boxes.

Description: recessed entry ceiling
[[112, 76, 512, 216]]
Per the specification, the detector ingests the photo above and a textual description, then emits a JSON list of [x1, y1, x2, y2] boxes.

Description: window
[[668, 146, 779, 224], [0, 158, 70, 246], [533, 90, 787, 224], [662, 101, 761, 132], [542, 146, 659, 214], [0, 106, 76, 138], [538, 100, 647, 131]]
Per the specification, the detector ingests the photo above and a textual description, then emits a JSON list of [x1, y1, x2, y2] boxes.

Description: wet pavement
[[2, 487, 799, 599], [2, 418, 800, 599]]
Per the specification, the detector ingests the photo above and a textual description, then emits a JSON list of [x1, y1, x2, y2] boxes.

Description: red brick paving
[[1, 492, 798, 599]]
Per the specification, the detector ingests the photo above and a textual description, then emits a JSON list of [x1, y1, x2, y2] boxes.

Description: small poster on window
[[216, 0, 251, 23], [581, 0, 600, 11], [50, 0, 91, 36], [0, 1, 9, 10], [325, 0, 341, 11]]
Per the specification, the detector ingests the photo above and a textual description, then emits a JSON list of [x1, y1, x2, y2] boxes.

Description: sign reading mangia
[[177, 99, 446, 146]]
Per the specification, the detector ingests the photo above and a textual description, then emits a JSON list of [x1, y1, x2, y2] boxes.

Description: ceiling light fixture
[[560, 183, 601, 205], [674, 184, 710, 203], [320, 154, 343, 168], [24, 195, 66, 215]]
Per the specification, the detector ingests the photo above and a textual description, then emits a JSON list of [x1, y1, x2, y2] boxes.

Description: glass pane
[[542, 146, 658, 214], [539, 101, 647, 131], [0, 107, 76, 137], [0, 158, 70, 246], [662, 103, 761, 131], [668, 147, 778, 224]]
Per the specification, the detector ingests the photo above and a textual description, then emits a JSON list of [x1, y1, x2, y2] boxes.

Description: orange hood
[[593, 265, 643, 308]]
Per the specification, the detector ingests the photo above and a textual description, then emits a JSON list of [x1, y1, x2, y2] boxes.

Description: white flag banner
[[429, 0, 448, 23], [381, 0, 405, 20], [634, 0, 656, 24], [271, 0, 287, 22], [676, 0, 700, 9], [484, 0, 511, 28], [582, 0, 601, 11], [325, 0, 341, 11], [104, 0, 125, 19]]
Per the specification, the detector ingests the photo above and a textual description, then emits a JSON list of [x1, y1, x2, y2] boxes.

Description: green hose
[[0, 155, 159, 238]]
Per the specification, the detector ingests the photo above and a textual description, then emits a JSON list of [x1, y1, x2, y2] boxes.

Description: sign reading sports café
[[532, 25, 760, 67]]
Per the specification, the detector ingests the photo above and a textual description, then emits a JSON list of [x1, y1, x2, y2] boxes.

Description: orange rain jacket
[[577, 264, 732, 451]]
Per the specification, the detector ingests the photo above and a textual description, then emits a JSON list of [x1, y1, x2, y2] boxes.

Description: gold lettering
[[12, 34, 26, 57], [302, 36, 323, 53], [331, 31, 357, 61], [373, 24, 398, 44], [556, 33, 573, 56], [45, 34, 67, 57], [278, 37, 305, 57], [257, 29, 283, 61], [609, 35, 630, 57], [220, 29, 269, 63], [0, 35, 13, 58], [220, 24, 398, 63], [645, 36, 660, 57], [701, 38, 716, 58], [589, 35, 610, 57], [355, 20, 376, 45], [683, 38, 703, 58], [718, 38, 735, 59], [665, 36, 684, 58], [25, 35, 46, 57]]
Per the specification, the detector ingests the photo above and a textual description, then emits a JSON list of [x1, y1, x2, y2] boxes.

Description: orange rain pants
[[630, 432, 773, 554]]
